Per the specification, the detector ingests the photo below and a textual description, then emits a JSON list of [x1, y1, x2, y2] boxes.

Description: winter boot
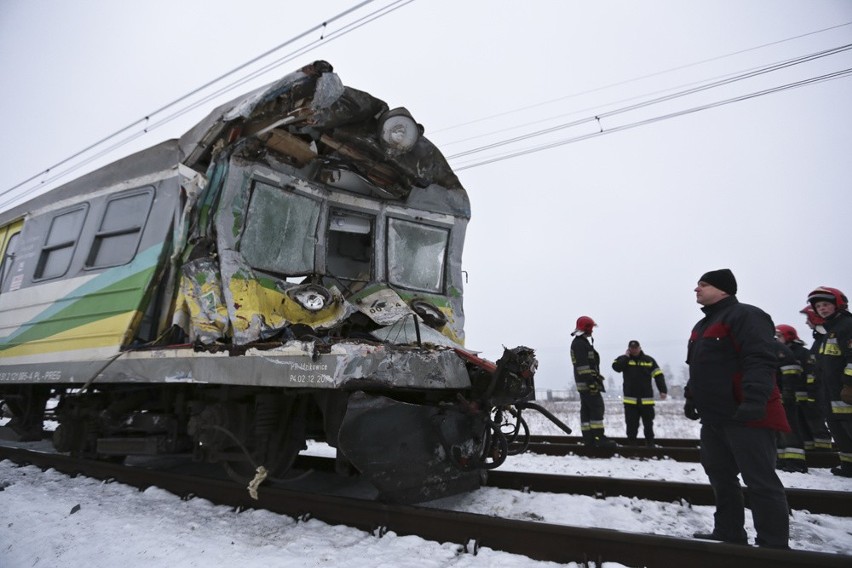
[[830, 463, 852, 478], [777, 459, 808, 474], [593, 435, 616, 449]]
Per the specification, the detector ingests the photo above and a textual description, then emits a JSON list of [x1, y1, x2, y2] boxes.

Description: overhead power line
[[446, 43, 852, 161], [451, 67, 852, 171], [431, 20, 852, 136], [1, 0, 412, 210]]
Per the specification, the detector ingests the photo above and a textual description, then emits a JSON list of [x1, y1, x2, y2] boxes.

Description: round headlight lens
[[378, 108, 420, 153], [290, 285, 332, 312]]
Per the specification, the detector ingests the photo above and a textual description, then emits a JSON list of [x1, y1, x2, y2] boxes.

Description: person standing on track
[[684, 268, 790, 549], [611, 340, 667, 446], [797, 306, 834, 452], [807, 286, 852, 478], [570, 316, 615, 448], [773, 326, 808, 473]]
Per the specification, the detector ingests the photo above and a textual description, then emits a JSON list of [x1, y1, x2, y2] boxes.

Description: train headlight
[[288, 284, 332, 312], [378, 107, 421, 154], [410, 299, 447, 329]]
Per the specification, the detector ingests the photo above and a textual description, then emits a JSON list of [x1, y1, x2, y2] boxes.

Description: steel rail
[[520, 439, 840, 468], [486, 470, 851, 517], [1, 446, 848, 568], [293, 455, 851, 517]]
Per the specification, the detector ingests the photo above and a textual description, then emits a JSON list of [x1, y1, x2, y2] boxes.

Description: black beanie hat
[[699, 268, 737, 295]]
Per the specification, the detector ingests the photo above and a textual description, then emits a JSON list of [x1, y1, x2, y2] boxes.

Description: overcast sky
[[1, 1, 851, 392]]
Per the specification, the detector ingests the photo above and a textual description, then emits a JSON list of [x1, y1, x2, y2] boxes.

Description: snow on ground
[[1, 400, 850, 567]]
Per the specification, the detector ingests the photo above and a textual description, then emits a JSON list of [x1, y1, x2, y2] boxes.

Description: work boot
[[831, 463, 852, 478], [693, 531, 748, 545], [594, 436, 616, 449], [777, 459, 808, 474]]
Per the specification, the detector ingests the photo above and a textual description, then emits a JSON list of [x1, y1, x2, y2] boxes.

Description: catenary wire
[[0, 0, 405, 205], [450, 67, 852, 171], [0, 0, 414, 213], [2, 14, 847, 208], [430, 20, 852, 136], [446, 43, 852, 159]]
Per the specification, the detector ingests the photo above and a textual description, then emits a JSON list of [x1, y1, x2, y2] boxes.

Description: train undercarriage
[[0, 346, 543, 503]]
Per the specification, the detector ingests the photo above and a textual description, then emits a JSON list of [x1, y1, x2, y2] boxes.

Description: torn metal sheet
[[172, 258, 230, 344]]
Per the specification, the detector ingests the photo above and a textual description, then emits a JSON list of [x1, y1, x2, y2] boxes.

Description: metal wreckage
[[0, 61, 566, 502]]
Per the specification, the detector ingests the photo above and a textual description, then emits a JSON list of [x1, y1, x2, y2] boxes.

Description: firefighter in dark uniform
[[798, 306, 834, 452], [570, 316, 615, 448], [684, 269, 789, 549], [807, 286, 852, 477], [773, 327, 808, 473], [612, 340, 667, 446]]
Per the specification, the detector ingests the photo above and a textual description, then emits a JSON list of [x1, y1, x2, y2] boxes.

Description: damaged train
[[0, 61, 538, 502]]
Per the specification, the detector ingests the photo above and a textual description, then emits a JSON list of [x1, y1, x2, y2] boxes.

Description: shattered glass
[[386, 218, 448, 293], [240, 182, 319, 275]]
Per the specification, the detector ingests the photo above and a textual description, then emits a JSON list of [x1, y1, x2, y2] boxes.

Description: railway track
[[517, 435, 840, 468], [294, 455, 851, 517], [1, 445, 849, 567]]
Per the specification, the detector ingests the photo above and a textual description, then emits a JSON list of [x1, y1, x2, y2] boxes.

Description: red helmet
[[573, 316, 597, 335], [774, 324, 799, 343], [807, 286, 848, 311], [799, 305, 825, 326]]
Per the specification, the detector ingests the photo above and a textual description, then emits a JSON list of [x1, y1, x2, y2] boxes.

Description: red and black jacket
[[686, 296, 789, 431]]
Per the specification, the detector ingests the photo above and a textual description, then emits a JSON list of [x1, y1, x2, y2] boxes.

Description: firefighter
[[797, 306, 834, 452], [807, 286, 852, 477], [611, 340, 667, 446], [773, 325, 808, 473], [570, 316, 615, 448]]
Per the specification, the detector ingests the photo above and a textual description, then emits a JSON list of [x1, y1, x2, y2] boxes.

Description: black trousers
[[579, 391, 606, 440], [777, 401, 806, 461], [624, 403, 655, 440], [699, 423, 789, 548]]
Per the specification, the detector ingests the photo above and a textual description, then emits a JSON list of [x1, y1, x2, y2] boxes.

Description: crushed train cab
[[0, 61, 536, 502]]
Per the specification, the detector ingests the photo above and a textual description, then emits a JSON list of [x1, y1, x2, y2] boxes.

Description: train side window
[[240, 182, 320, 275], [0, 231, 21, 289], [86, 189, 154, 268], [386, 218, 448, 293], [34, 206, 88, 280], [327, 209, 374, 281]]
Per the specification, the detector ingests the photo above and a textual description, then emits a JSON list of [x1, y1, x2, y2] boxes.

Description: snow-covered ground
[[1, 400, 850, 567]]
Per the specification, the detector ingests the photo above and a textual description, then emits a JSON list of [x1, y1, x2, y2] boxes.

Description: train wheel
[[223, 397, 308, 485]]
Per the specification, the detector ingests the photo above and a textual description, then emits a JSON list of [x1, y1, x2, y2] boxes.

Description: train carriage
[[0, 61, 536, 502]]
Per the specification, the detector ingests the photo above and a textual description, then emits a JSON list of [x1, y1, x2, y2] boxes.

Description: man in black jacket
[[685, 269, 790, 549], [570, 316, 615, 448], [612, 340, 667, 445], [807, 286, 852, 477]]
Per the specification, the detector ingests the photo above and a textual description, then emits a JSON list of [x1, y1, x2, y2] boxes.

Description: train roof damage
[[180, 60, 466, 201]]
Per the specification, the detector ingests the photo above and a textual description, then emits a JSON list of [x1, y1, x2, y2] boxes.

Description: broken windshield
[[240, 182, 319, 275], [386, 218, 448, 293]]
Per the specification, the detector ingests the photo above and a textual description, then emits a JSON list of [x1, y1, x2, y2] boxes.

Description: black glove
[[587, 380, 600, 396], [684, 400, 700, 421], [733, 400, 767, 422]]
